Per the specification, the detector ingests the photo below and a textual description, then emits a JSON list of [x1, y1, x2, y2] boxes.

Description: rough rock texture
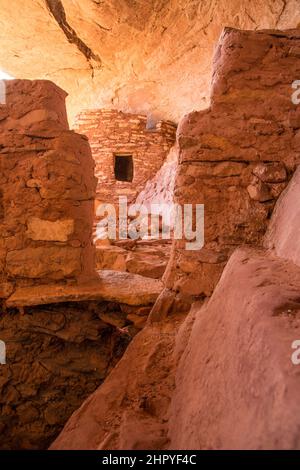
[[96, 240, 171, 279], [1, 258, 163, 449], [0, 79, 168, 449], [265, 166, 300, 266], [75, 109, 176, 204], [0, 1, 299, 124], [94, 144, 177, 277], [50, 312, 184, 450], [168, 248, 300, 449], [0, 80, 96, 297], [124, 242, 170, 279], [135, 145, 177, 225], [0, 301, 131, 450], [5, 270, 163, 308], [51, 151, 300, 451], [52, 244, 300, 450], [162, 27, 300, 304], [92, 142, 177, 275]]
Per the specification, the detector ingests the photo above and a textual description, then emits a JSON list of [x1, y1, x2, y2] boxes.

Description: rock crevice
[[45, 0, 102, 70]]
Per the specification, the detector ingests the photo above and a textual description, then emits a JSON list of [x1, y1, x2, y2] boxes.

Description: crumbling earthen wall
[[163, 28, 300, 303], [0, 80, 97, 298], [74, 109, 176, 204]]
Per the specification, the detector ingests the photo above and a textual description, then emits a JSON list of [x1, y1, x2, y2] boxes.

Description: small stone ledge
[[5, 270, 163, 308]]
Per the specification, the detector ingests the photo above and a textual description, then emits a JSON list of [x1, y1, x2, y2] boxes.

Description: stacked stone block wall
[[74, 109, 176, 204], [0, 80, 96, 297], [163, 28, 300, 302]]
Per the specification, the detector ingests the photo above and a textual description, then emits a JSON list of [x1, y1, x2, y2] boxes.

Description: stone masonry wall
[[162, 28, 300, 305], [0, 80, 97, 297], [74, 109, 176, 204]]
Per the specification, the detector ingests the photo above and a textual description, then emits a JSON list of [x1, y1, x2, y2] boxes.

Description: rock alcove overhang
[[0, 0, 299, 125]]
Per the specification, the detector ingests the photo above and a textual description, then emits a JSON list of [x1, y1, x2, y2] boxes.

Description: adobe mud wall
[[74, 109, 176, 204]]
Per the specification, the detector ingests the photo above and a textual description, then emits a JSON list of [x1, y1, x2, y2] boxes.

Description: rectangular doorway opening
[[114, 154, 133, 182]]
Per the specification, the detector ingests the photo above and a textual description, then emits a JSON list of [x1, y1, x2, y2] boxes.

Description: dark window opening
[[114, 154, 133, 182]]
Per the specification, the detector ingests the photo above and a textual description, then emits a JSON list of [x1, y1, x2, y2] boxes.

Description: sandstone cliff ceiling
[[0, 0, 299, 125]]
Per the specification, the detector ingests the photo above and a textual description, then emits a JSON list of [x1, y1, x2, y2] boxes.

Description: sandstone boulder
[[168, 248, 300, 449], [265, 165, 300, 267]]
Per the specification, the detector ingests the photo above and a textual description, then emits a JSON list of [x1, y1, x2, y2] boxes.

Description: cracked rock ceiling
[[0, 0, 299, 125]]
